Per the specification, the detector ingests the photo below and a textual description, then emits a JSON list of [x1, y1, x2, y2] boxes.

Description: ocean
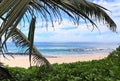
[[6, 42, 119, 56]]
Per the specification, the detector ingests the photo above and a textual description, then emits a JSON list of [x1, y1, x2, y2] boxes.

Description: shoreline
[[0, 53, 109, 68]]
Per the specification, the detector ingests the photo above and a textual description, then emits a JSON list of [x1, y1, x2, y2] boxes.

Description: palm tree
[[0, 0, 117, 71]]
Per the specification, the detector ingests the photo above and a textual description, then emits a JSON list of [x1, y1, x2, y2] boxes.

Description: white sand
[[0, 54, 109, 68]]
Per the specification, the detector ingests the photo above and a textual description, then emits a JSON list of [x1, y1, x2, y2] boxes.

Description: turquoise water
[[6, 42, 119, 56]]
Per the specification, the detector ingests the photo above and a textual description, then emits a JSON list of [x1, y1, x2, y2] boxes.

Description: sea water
[[6, 42, 119, 56]]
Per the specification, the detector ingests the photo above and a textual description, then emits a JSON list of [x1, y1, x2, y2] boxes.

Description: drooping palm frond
[[14, 0, 116, 31], [28, 17, 36, 67], [41, 0, 116, 31], [10, 28, 52, 69], [0, 0, 30, 37], [0, 14, 50, 68], [0, 0, 117, 35], [0, 0, 30, 56], [0, 11, 51, 68]]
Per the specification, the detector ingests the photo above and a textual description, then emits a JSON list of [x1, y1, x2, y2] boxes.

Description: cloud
[[20, 0, 120, 42], [33, 18, 119, 42]]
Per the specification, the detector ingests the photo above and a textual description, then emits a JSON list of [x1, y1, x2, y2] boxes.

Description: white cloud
[[33, 18, 119, 42], [21, 0, 120, 42]]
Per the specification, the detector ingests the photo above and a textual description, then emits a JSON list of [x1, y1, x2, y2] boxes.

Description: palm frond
[[0, 0, 30, 37], [28, 17, 36, 67], [37, 0, 116, 31], [0, 0, 117, 33], [0, 0, 29, 54], [10, 28, 52, 69], [0, 0, 14, 17]]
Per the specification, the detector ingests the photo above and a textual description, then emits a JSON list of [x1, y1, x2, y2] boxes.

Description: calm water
[[6, 42, 119, 56]]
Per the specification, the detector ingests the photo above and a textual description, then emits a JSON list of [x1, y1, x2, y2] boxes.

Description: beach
[[0, 42, 116, 68], [0, 53, 109, 68]]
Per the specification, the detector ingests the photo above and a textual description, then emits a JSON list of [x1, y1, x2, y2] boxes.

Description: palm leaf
[[0, 0, 15, 17], [28, 17, 36, 67], [10, 28, 52, 69], [0, 0, 117, 32], [0, 0, 29, 54], [1, 15, 52, 69], [0, 0, 30, 37], [39, 0, 116, 31]]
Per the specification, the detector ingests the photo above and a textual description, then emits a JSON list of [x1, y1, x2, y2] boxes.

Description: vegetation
[[1, 46, 120, 81], [0, 0, 117, 80]]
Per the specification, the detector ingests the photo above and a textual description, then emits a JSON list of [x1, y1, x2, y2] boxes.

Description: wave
[[38, 48, 114, 53], [5, 42, 118, 56]]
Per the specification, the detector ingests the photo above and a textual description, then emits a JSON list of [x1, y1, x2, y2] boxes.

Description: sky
[[23, 0, 120, 43]]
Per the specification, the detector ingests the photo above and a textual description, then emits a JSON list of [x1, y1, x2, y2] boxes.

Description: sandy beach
[[0, 54, 109, 68]]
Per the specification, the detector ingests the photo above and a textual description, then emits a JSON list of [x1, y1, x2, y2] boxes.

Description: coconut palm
[[0, 0, 117, 70]]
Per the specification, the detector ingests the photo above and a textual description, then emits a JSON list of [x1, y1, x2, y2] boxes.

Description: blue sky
[[24, 0, 120, 43]]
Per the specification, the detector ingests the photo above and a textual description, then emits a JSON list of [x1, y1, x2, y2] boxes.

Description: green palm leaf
[[48, 0, 116, 31], [28, 17, 36, 67], [0, 0, 30, 37], [11, 28, 52, 69]]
